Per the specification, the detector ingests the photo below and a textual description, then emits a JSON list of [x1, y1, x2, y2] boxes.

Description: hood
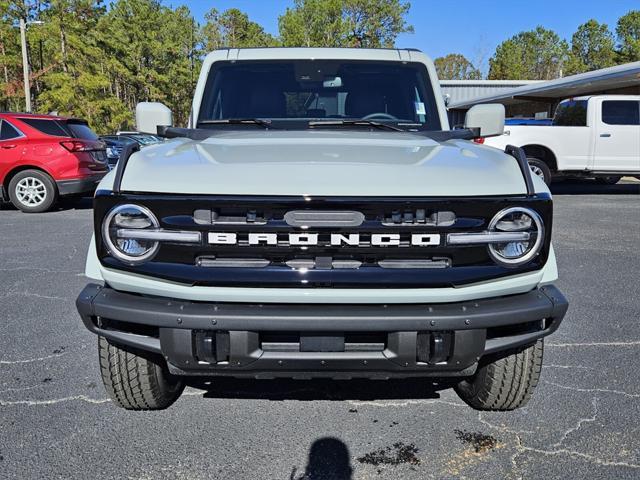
[[117, 130, 530, 197]]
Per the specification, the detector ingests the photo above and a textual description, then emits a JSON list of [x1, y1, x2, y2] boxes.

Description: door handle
[[0, 144, 16, 149], [600, 133, 611, 138]]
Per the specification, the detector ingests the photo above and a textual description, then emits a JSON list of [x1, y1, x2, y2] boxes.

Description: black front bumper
[[57, 173, 106, 196], [76, 284, 568, 379]]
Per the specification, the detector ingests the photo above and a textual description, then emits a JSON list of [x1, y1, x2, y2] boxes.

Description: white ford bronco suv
[[76, 48, 568, 411]]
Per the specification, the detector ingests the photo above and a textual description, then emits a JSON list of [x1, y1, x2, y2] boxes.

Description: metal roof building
[[447, 61, 640, 123], [439, 80, 542, 106]]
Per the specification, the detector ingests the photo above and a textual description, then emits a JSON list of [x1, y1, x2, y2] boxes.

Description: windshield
[[197, 60, 441, 131]]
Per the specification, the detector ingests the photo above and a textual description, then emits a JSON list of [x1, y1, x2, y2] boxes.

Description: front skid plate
[[77, 284, 568, 377]]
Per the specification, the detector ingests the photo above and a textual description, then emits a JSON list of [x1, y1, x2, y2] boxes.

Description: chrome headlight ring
[[487, 206, 544, 267], [102, 204, 160, 265]]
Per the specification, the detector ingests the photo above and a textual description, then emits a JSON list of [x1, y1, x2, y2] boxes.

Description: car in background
[[101, 135, 136, 169], [0, 113, 108, 213], [101, 132, 163, 168], [505, 117, 553, 126], [115, 131, 163, 145]]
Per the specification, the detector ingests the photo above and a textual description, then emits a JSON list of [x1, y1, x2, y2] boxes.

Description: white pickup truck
[[484, 95, 640, 185]]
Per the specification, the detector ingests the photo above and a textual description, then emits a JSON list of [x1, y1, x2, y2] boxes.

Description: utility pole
[[19, 17, 31, 113]]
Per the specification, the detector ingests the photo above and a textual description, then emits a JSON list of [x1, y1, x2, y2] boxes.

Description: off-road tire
[[526, 157, 552, 186], [8, 169, 58, 213], [98, 336, 185, 410], [455, 340, 544, 411]]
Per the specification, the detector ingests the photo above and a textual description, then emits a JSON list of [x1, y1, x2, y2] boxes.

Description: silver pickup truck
[[76, 48, 567, 411]]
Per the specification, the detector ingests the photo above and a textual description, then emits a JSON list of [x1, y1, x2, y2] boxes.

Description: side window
[[601, 101, 640, 126], [66, 122, 99, 140], [0, 120, 22, 141], [552, 100, 588, 126], [18, 118, 71, 136]]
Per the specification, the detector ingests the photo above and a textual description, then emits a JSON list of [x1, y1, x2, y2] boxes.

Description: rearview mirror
[[464, 104, 504, 138], [322, 76, 342, 88], [136, 102, 173, 135]]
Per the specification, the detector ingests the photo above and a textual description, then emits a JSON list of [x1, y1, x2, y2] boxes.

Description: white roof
[[202, 47, 432, 63]]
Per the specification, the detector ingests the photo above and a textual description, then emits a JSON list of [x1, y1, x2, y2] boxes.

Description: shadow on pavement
[[0, 195, 93, 212], [187, 377, 451, 402], [290, 437, 353, 480], [551, 179, 640, 195], [54, 196, 94, 211]]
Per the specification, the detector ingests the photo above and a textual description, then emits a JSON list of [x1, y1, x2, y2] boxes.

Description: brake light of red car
[[473, 138, 485, 144], [60, 140, 93, 152]]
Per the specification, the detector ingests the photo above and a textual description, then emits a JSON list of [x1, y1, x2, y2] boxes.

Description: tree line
[[437, 12, 640, 82], [1, 1, 638, 132]]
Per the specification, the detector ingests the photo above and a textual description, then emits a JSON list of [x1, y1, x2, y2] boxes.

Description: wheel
[[527, 158, 552, 186], [595, 176, 621, 185], [455, 340, 543, 411], [8, 169, 57, 213], [98, 336, 185, 410]]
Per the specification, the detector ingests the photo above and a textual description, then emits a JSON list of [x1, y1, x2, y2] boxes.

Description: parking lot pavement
[[0, 181, 639, 480]]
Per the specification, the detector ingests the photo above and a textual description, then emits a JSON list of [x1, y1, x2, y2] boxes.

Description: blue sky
[[167, 0, 638, 72]]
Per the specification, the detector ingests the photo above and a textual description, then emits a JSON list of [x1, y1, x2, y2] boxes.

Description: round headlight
[[488, 207, 544, 267], [102, 204, 159, 265]]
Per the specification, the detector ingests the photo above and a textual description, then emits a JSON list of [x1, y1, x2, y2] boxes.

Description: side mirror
[[135, 102, 173, 134], [464, 104, 504, 137]]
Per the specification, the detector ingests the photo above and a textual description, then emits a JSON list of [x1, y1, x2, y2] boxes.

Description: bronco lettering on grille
[[207, 232, 441, 247]]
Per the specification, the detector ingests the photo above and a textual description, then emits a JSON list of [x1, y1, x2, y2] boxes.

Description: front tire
[[98, 336, 185, 410], [527, 158, 552, 186], [8, 169, 57, 213], [455, 340, 544, 411]]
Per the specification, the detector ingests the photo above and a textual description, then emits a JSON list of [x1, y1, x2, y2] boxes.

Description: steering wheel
[[362, 112, 398, 120]]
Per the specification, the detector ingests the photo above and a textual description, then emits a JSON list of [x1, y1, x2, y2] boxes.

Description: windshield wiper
[[308, 120, 404, 132], [198, 118, 276, 129]]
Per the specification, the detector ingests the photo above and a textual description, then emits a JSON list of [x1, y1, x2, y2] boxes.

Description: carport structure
[[448, 61, 640, 125]]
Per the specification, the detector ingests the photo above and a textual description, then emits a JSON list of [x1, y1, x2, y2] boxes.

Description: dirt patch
[[444, 430, 504, 476], [357, 442, 420, 467], [454, 429, 499, 453]]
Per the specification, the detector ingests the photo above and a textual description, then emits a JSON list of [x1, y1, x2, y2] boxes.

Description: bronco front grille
[[94, 192, 552, 288]]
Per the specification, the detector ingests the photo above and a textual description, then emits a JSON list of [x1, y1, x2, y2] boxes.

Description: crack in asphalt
[[0, 345, 88, 365], [518, 444, 640, 469], [547, 341, 640, 347], [0, 395, 110, 406], [0, 292, 69, 301], [543, 364, 596, 370], [347, 399, 467, 408], [479, 401, 640, 476], [545, 380, 640, 398], [0, 384, 43, 394], [550, 397, 598, 449], [0, 352, 67, 365]]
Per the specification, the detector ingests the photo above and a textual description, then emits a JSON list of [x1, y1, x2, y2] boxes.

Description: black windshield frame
[[197, 60, 442, 132]]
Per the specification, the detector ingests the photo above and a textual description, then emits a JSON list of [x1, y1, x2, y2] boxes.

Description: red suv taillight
[[60, 140, 93, 152], [473, 138, 485, 144]]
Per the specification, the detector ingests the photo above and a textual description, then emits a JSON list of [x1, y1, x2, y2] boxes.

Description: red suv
[[0, 113, 108, 213]]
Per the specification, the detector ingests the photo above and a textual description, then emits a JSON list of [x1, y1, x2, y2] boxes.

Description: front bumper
[[76, 284, 567, 379], [57, 173, 107, 196]]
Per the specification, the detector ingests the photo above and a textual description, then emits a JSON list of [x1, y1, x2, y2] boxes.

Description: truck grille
[[94, 193, 552, 288]]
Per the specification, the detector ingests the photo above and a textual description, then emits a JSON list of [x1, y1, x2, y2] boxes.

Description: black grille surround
[[94, 190, 553, 288]]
